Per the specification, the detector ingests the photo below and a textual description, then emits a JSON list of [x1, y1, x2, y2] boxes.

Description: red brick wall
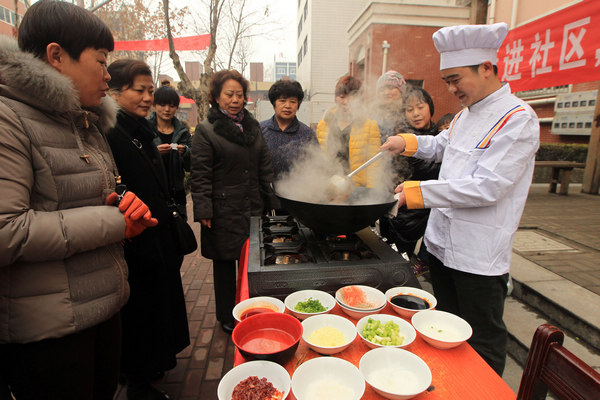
[[350, 24, 462, 123]]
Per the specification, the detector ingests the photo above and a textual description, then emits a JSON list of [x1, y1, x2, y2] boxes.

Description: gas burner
[[263, 233, 302, 243], [261, 215, 297, 228], [264, 252, 311, 265], [330, 250, 362, 261]]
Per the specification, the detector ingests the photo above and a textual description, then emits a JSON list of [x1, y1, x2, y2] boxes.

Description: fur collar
[[207, 106, 259, 146], [0, 36, 117, 131]]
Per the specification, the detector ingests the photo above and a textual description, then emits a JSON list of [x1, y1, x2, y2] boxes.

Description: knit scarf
[[219, 107, 244, 132]]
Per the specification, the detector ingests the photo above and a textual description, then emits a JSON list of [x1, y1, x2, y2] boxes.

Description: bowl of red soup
[[232, 312, 303, 364], [384, 287, 436, 319], [232, 296, 285, 323]]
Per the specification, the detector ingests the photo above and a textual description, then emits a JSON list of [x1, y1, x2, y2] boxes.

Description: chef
[[381, 22, 539, 376]]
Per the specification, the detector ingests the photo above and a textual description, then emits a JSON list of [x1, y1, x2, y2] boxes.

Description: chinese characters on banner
[[497, 0, 600, 93]]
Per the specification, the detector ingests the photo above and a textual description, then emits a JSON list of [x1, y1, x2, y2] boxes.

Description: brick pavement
[[114, 207, 236, 400], [516, 183, 600, 295], [113, 183, 600, 399]]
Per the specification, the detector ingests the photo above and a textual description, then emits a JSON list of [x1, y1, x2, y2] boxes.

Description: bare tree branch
[[89, 0, 115, 13]]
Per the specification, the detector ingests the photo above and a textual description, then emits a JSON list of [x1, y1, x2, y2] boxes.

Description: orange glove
[[106, 191, 159, 238]]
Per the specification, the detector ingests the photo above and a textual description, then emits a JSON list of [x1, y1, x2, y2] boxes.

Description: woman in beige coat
[[0, 2, 156, 399]]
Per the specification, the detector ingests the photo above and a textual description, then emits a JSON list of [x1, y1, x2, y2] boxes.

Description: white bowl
[[337, 300, 385, 320], [284, 290, 336, 320], [359, 347, 432, 400], [336, 285, 387, 311], [411, 309, 473, 349], [232, 296, 285, 323], [301, 314, 357, 355], [385, 287, 437, 319], [356, 314, 416, 349], [292, 357, 365, 400], [217, 360, 291, 400]]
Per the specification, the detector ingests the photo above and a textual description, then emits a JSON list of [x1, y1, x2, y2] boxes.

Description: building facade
[[274, 61, 297, 81], [0, 0, 25, 37], [296, 0, 366, 115], [348, 0, 471, 121]]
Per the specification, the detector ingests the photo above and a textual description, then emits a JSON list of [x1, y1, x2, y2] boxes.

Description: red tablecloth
[[233, 241, 516, 400]]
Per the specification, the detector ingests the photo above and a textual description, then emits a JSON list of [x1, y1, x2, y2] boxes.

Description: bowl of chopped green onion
[[356, 314, 416, 350], [284, 290, 336, 320]]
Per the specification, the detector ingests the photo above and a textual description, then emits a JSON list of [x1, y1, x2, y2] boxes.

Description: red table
[[234, 240, 516, 400]]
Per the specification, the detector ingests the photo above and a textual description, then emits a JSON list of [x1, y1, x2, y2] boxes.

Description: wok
[[276, 188, 396, 234]]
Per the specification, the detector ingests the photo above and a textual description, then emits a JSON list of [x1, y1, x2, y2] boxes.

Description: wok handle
[[347, 150, 387, 178]]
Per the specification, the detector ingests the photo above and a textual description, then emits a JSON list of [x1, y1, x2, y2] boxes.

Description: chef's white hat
[[433, 22, 508, 70]]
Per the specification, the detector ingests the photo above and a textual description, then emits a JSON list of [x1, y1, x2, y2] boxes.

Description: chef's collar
[[468, 83, 511, 113]]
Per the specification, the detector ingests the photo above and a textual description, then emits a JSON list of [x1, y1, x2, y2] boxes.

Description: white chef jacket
[[402, 84, 539, 276]]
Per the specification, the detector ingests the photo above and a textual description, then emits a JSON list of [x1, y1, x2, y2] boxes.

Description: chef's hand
[[200, 218, 212, 228], [394, 183, 407, 208], [177, 144, 186, 154], [157, 143, 172, 154], [106, 191, 159, 238], [381, 135, 407, 154]]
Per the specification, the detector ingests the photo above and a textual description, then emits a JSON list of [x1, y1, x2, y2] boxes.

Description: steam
[[274, 81, 412, 206]]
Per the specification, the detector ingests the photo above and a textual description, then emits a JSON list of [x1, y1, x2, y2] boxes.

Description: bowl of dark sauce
[[384, 287, 437, 319]]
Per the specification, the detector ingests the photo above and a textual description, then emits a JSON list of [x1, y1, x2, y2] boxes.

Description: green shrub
[[533, 143, 588, 183]]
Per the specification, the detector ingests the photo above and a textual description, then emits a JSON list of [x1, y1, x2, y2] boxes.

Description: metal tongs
[[327, 150, 388, 202]]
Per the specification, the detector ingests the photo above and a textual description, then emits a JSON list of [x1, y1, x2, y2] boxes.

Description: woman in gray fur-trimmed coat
[[191, 70, 278, 334], [0, 2, 157, 399]]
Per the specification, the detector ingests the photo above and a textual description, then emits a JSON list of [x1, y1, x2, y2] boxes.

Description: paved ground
[[113, 183, 600, 399]]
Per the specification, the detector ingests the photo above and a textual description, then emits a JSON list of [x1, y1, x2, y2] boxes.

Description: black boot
[[126, 375, 170, 400], [221, 321, 234, 334]]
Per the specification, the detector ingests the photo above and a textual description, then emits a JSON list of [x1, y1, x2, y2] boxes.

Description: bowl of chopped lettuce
[[301, 314, 357, 355], [356, 314, 416, 350], [284, 290, 336, 320]]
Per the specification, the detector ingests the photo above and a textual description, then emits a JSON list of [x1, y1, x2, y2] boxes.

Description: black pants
[[213, 259, 237, 324], [0, 313, 121, 400], [428, 255, 508, 376]]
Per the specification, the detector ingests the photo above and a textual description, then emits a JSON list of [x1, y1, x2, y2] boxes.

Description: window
[[585, 122, 592, 128], [276, 66, 287, 75], [557, 102, 563, 108], [0, 8, 5, 22], [303, 36, 308, 56], [554, 123, 560, 128], [581, 100, 587, 107], [298, 20, 302, 38], [590, 99, 596, 106], [577, 122, 583, 128], [565, 102, 571, 108], [572, 101, 578, 107], [561, 123, 567, 128], [298, 49, 302, 66], [290, 66, 296, 75], [304, 2, 308, 22]]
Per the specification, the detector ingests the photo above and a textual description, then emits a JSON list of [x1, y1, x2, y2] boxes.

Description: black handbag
[[116, 124, 198, 256], [168, 203, 198, 256]]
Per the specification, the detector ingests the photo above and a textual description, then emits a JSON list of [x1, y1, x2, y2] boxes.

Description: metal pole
[[382, 40, 390, 75]]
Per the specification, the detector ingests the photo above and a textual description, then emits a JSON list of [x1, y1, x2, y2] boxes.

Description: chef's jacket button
[[243, 169, 248, 174], [245, 196, 249, 201]]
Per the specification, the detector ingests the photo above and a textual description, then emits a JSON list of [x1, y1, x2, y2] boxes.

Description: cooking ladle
[[327, 150, 388, 202]]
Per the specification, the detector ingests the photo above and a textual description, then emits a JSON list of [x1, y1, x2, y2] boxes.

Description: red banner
[[497, 0, 600, 92], [114, 34, 211, 52]]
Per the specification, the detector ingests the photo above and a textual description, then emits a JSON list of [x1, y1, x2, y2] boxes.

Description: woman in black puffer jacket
[[380, 88, 441, 260], [190, 70, 277, 334]]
